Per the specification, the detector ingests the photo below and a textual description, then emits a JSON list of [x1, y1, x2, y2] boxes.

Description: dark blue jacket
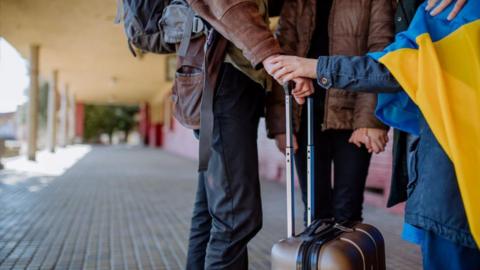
[[387, 0, 424, 208], [315, 55, 477, 249]]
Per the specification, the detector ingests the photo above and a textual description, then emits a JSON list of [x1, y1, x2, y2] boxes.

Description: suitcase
[[271, 84, 386, 270]]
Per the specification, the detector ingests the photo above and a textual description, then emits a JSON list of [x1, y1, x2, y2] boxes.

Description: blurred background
[[0, 0, 421, 269]]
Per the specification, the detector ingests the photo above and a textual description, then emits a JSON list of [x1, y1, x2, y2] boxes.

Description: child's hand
[[349, 128, 389, 154], [269, 56, 318, 83], [349, 128, 370, 149], [365, 128, 389, 154]]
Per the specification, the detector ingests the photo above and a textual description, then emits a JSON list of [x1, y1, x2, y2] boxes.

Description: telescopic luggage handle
[[283, 83, 296, 238], [283, 83, 315, 238], [306, 94, 314, 227]]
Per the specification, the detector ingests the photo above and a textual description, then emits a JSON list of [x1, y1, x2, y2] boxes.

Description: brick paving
[[0, 146, 421, 269]]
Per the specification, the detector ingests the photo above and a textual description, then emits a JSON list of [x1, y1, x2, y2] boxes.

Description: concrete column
[[59, 85, 69, 147], [27, 45, 40, 161], [47, 70, 59, 153], [68, 93, 76, 144]]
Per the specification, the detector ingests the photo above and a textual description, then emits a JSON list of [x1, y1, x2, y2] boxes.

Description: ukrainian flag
[[370, 1, 480, 246]]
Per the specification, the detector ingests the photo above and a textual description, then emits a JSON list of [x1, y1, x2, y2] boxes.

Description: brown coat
[[266, 0, 394, 137], [187, 0, 282, 67]]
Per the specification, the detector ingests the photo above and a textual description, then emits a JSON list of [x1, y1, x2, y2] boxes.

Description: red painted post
[[139, 103, 151, 145], [75, 103, 85, 140], [148, 124, 164, 148], [156, 124, 163, 147]]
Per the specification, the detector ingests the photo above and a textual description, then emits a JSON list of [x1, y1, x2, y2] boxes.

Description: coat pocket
[[171, 35, 206, 130], [172, 65, 204, 129]]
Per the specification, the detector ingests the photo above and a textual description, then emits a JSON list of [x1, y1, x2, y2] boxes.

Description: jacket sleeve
[[188, 0, 282, 67], [265, 0, 298, 138], [316, 56, 402, 93], [353, 0, 395, 130]]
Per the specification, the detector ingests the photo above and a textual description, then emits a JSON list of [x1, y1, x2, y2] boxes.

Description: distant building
[[0, 112, 17, 140]]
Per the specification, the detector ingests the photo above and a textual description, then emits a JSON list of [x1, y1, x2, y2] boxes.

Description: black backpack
[[115, 0, 175, 56]]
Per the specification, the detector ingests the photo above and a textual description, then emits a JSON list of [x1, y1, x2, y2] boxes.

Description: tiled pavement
[[0, 146, 421, 269]]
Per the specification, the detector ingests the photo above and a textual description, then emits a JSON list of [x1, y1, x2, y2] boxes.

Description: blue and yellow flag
[[370, 1, 480, 246]]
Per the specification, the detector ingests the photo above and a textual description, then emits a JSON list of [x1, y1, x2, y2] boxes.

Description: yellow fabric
[[379, 20, 480, 246]]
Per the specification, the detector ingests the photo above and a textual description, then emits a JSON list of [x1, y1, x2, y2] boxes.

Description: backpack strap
[[177, 7, 196, 57], [198, 29, 228, 172]]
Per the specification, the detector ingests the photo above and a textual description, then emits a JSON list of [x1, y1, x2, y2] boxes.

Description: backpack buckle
[[192, 16, 204, 34]]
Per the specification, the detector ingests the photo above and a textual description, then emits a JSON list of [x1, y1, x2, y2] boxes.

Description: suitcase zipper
[[295, 224, 337, 270], [304, 228, 345, 270], [296, 225, 335, 270]]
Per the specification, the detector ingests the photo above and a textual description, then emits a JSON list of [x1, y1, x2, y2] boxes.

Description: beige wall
[[0, 0, 174, 106]]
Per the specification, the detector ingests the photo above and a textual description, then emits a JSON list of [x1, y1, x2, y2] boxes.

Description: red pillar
[[149, 124, 164, 148], [139, 103, 151, 145], [75, 103, 85, 140]]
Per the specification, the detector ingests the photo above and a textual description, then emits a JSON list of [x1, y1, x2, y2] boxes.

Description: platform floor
[[0, 146, 421, 269]]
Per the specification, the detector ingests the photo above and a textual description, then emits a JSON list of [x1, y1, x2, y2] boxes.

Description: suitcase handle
[[302, 218, 334, 237], [306, 94, 315, 226], [283, 83, 315, 237], [283, 83, 296, 237]]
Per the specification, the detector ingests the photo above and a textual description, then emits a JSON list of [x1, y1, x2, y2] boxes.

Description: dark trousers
[[186, 64, 265, 270], [295, 101, 372, 224]]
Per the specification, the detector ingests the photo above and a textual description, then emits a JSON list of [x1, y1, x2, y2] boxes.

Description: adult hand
[[426, 0, 466, 20], [269, 55, 318, 83], [263, 55, 314, 104], [274, 133, 298, 155], [263, 54, 281, 78]]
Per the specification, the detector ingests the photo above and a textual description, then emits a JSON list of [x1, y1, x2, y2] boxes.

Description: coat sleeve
[[316, 56, 402, 93], [265, 0, 299, 138], [352, 0, 395, 130], [188, 0, 282, 67]]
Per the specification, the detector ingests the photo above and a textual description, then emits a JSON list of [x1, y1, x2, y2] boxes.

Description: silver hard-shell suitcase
[[271, 84, 386, 270]]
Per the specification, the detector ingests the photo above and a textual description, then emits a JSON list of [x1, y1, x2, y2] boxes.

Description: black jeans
[[186, 64, 265, 270], [295, 100, 372, 224]]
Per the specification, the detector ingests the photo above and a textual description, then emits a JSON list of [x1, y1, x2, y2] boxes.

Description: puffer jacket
[[265, 0, 394, 137]]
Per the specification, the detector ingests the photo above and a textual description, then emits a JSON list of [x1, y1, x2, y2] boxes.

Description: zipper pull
[[206, 29, 214, 46]]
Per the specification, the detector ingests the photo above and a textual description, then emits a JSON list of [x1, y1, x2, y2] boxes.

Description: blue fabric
[[404, 115, 477, 249], [403, 223, 480, 270], [315, 54, 421, 134], [368, 0, 480, 135], [402, 223, 425, 245], [420, 229, 480, 270], [316, 56, 402, 93], [375, 93, 420, 135]]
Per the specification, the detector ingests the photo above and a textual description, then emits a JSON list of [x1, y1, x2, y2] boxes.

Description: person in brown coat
[[266, 0, 394, 225], [184, 0, 312, 269]]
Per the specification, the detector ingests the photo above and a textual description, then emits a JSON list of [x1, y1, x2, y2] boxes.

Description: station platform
[[0, 146, 421, 269]]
